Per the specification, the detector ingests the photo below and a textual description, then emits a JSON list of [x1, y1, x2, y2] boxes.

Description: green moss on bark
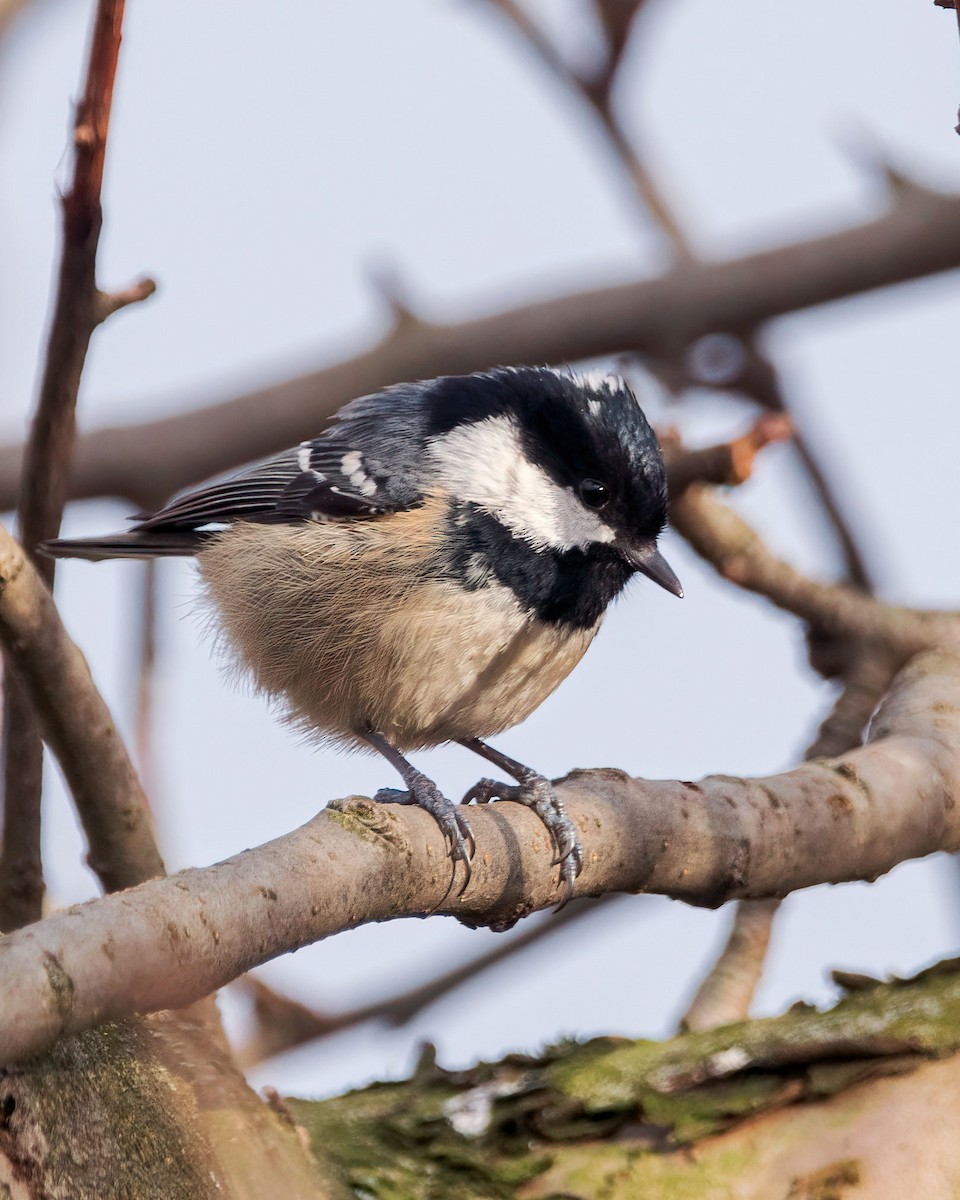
[[292, 959, 960, 1199]]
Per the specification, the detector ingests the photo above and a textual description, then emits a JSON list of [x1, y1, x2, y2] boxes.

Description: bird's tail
[[40, 530, 205, 562]]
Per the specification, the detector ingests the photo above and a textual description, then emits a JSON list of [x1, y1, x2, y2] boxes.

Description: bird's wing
[[134, 436, 421, 533], [42, 384, 435, 560]]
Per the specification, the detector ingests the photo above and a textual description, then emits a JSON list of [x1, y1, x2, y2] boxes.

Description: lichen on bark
[[292, 958, 960, 1200]]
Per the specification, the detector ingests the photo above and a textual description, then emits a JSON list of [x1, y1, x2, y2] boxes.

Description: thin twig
[[95, 276, 157, 324], [661, 413, 792, 498], [489, 0, 692, 258], [0, 0, 153, 930]]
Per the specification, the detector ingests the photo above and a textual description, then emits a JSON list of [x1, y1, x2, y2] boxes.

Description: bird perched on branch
[[43, 367, 681, 897]]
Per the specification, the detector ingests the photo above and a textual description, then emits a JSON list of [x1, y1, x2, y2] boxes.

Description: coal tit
[[44, 367, 681, 897]]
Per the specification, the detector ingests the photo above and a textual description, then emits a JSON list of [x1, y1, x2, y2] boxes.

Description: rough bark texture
[[291, 958, 960, 1199]]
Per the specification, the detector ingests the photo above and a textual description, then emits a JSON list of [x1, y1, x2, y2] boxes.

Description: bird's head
[[424, 366, 682, 597]]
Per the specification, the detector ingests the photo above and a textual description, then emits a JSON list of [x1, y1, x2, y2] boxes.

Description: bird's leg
[[366, 730, 475, 892], [459, 738, 582, 901]]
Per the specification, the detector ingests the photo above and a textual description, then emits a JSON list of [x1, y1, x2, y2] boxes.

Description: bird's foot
[[374, 779, 475, 892], [462, 772, 583, 902]]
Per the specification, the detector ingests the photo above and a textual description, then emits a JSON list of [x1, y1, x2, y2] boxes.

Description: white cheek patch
[[429, 415, 615, 551]]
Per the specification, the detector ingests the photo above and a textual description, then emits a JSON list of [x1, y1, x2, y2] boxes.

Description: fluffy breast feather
[[197, 495, 600, 750]]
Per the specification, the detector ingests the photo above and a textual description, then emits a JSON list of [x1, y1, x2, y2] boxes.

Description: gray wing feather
[[134, 386, 433, 534], [43, 383, 439, 562]]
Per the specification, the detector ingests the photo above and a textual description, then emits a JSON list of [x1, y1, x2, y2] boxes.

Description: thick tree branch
[[0, 649, 957, 1066], [0, 180, 957, 509]]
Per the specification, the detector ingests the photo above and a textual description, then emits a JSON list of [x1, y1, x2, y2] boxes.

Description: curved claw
[[374, 779, 475, 894], [465, 770, 584, 900], [554, 852, 580, 911]]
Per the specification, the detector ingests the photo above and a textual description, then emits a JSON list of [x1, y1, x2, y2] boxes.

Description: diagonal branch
[[0, 524, 162, 894], [678, 898, 781, 1033], [0, 177, 956, 512], [489, 0, 691, 257], [0, 647, 957, 1066], [670, 485, 957, 654]]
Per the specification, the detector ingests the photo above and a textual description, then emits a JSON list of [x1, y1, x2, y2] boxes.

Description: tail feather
[[40, 530, 206, 562]]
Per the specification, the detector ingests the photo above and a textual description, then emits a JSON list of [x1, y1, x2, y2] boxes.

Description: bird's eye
[[579, 479, 609, 510]]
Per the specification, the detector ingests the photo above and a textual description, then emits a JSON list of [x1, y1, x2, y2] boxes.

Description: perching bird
[[43, 366, 681, 896]]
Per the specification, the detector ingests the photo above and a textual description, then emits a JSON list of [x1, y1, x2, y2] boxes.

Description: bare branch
[[0, 649, 957, 1065], [489, 0, 692, 257], [679, 898, 780, 1033], [661, 413, 792, 498], [670, 485, 958, 654], [589, 0, 650, 102], [0, 523, 163, 894], [0, 682, 44, 930], [18, 0, 129, 569], [0, 0, 135, 932], [0, 179, 955, 512]]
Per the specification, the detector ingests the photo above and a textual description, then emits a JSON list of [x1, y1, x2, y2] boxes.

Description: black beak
[[622, 542, 683, 598]]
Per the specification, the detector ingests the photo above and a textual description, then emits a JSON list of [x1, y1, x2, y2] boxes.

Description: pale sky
[[2, 0, 960, 1097]]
